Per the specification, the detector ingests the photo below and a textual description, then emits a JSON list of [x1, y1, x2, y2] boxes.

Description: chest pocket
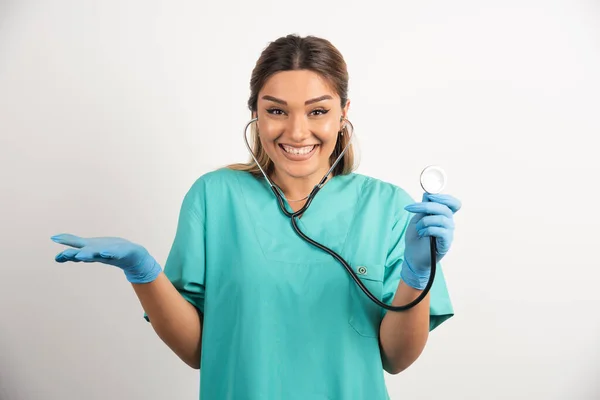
[[347, 264, 385, 338]]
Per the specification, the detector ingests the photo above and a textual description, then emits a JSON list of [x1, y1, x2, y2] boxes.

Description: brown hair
[[226, 34, 357, 177]]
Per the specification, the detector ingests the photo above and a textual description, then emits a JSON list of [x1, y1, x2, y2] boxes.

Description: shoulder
[[195, 167, 254, 185], [181, 168, 259, 212], [188, 167, 259, 193]]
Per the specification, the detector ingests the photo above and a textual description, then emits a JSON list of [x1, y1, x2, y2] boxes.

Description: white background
[[1, 0, 599, 399]]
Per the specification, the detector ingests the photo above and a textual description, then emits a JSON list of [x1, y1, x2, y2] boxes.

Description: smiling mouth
[[279, 144, 318, 155], [278, 144, 319, 161]]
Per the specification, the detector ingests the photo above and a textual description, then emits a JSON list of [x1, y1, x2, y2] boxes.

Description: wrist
[[125, 254, 162, 284], [400, 259, 430, 290]]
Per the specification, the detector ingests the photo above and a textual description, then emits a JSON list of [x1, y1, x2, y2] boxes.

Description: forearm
[[379, 280, 430, 374], [132, 272, 203, 369]]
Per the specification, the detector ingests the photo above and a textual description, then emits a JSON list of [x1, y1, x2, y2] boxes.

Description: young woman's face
[[255, 70, 349, 181]]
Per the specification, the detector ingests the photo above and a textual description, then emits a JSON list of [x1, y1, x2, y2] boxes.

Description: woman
[[51, 34, 462, 399]]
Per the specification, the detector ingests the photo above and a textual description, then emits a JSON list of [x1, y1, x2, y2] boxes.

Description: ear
[[342, 99, 351, 120], [252, 110, 260, 133]]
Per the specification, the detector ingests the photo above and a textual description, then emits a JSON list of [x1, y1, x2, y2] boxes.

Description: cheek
[[257, 121, 283, 143], [257, 134, 278, 158], [314, 120, 340, 145], [256, 123, 283, 160], [314, 118, 338, 133]]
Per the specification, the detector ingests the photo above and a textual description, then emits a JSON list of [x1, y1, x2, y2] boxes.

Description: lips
[[280, 144, 316, 155], [278, 144, 319, 161]]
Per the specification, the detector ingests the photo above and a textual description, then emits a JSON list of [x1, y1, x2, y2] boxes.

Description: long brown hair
[[227, 34, 357, 177]]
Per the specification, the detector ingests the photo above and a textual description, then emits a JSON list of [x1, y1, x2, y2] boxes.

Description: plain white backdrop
[[1, 0, 599, 399]]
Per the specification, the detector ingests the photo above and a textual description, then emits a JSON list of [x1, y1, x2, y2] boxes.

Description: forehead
[[259, 70, 338, 101]]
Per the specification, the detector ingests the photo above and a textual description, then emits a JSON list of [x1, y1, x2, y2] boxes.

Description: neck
[[271, 169, 330, 202]]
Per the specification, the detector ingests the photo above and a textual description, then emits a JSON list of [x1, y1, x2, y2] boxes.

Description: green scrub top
[[152, 167, 453, 399]]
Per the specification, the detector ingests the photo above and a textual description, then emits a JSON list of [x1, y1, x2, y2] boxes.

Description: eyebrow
[[261, 94, 333, 106]]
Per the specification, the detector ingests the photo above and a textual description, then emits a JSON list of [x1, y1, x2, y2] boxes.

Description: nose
[[287, 114, 309, 142]]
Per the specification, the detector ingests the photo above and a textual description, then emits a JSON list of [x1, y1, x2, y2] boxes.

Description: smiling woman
[[51, 33, 461, 400], [254, 70, 348, 202], [228, 35, 355, 206]]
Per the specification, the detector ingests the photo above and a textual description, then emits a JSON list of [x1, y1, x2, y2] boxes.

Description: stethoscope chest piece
[[420, 165, 447, 194]]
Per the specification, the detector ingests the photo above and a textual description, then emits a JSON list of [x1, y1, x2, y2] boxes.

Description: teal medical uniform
[[154, 167, 453, 399]]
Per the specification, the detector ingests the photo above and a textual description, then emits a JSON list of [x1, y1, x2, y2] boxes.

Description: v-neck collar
[[259, 174, 342, 222], [238, 171, 364, 265]]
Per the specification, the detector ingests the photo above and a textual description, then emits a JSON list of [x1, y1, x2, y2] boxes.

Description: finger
[[99, 250, 117, 259], [425, 193, 462, 213], [417, 226, 450, 239], [417, 227, 453, 253], [405, 202, 453, 218], [416, 215, 454, 231], [55, 248, 83, 263], [103, 243, 131, 260], [74, 248, 105, 262], [50, 234, 87, 248], [98, 243, 131, 260]]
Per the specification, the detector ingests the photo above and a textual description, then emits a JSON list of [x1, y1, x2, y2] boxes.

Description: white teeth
[[282, 145, 316, 155]]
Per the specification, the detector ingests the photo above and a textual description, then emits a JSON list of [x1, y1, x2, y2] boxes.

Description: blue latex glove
[[400, 193, 462, 290], [51, 234, 162, 284]]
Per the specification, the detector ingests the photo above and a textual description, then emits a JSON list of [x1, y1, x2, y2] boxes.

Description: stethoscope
[[243, 117, 447, 312]]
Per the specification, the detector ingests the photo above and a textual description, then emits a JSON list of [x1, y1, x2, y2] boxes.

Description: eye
[[266, 108, 285, 115], [310, 108, 330, 116]]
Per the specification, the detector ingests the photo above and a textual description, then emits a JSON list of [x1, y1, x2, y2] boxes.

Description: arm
[[133, 272, 203, 369], [379, 281, 430, 374], [52, 182, 209, 370], [379, 191, 461, 374]]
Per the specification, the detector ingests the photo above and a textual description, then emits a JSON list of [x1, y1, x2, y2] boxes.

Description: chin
[[280, 163, 322, 179]]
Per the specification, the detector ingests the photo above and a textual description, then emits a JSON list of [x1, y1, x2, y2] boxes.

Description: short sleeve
[[144, 180, 207, 321], [381, 189, 454, 331]]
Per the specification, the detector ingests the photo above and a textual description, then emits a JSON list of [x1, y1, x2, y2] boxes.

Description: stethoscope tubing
[[245, 117, 436, 312]]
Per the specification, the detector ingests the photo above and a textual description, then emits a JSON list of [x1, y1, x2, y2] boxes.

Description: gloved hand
[[401, 193, 462, 290], [51, 234, 162, 284]]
